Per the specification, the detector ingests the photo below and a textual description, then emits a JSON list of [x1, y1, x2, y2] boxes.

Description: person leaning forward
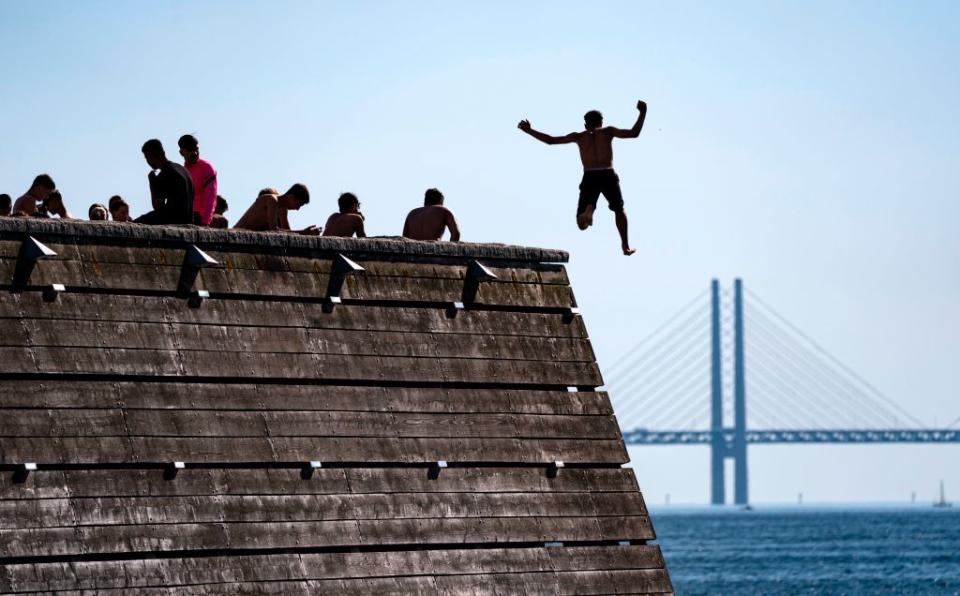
[[234, 184, 320, 235], [13, 174, 56, 217], [134, 139, 195, 225], [402, 188, 460, 242]]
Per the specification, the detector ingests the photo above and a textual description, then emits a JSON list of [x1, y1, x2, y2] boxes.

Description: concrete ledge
[[0, 218, 568, 263]]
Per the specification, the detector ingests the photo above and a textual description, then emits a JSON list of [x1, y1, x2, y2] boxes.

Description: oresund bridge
[[607, 280, 960, 505]]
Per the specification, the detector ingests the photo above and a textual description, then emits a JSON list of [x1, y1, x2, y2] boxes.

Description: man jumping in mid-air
[[518, 100, 647, 256]]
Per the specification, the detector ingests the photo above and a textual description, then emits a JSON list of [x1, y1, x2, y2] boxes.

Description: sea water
[[651, 506, 960, 595]]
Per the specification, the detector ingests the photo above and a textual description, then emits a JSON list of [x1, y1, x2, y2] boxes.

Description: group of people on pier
[[1, 100, 646, 252], [0, 134, 460, 242]]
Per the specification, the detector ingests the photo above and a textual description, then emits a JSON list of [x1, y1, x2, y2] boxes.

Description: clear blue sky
[[1, 1, 957, 504]]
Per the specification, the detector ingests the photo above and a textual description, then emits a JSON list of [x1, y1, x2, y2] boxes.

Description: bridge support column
[[710, 280, 725, 505], [733, 279, 749, 505]]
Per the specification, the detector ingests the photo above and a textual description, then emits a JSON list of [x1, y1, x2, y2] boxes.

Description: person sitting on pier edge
[[518, 100, 647, 256], [210, 195, 229, 228], [322, 192, 366, 238], [37, 191, 73, 219], [234, 184, 320, 235], [178, 134, 218, 225], [0, 194, 11, 217], [12, 174, 57, 217], [134, 139, 195, 225], [88, 203, 109, 221], [402, 188, 460, 241], [108, 195, 131, 222]]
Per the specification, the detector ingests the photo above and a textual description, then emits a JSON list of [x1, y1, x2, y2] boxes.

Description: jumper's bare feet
[[623, 245, 636, 256], [576, 204, 595, 230]]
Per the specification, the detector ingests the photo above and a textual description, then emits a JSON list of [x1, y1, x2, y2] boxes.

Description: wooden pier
[[0, 218, 672, 594]]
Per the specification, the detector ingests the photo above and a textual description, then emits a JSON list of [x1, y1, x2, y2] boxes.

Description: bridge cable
[[747, 310, 915, 427], [653, 389, 715, 430], [746, 290, 925, 426], [746, 323, 898, 428], [747, 325, 900, 428], [748, 373, 832, 429], [746, 308, 911, 425], [603, 289, 710, 377], [618, 361, 710, 426], [641, 381, 712, 430], [611, 352, 710, 422], [605, 315, 709, 393]]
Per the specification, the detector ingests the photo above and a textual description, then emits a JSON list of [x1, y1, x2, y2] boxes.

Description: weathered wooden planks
[[0, 219, 670, 594], [1, 516, 653, 559], [0, 240, 571, 283], [0, 346, 603, 385], [0, 467, 641, 500], [0, 569, 673, 595], [4, 319, 596, 363], [0, 292, 589, 337], [0, 258, 574, 307], [0, 546, 670, 593], [0, 492, 647, 531], [1, 292, 587, 336], [0, 436, 628, 465], [1, 409, 620, 441], [0, 382, 614, 415]]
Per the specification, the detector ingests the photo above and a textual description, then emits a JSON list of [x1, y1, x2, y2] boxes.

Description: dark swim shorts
[[577, 169, 624, 215]]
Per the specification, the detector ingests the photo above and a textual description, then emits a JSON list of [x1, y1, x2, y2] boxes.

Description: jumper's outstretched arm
[[517, 119, 578, 145], [610, 100, 648, 139]]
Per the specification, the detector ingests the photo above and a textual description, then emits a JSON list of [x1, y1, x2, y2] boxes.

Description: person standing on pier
[[178, 134, 218, 226], [135, 139, 195, 225], [518, 100, 647, 256]]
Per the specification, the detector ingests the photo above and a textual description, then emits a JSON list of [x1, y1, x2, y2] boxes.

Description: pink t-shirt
[[186, 158, 218, 225]]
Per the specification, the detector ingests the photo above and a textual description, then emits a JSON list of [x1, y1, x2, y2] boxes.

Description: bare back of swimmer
[[518, 100, 647, 256]]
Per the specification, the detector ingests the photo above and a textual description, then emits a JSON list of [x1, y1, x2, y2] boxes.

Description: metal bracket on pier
[[164, 461, 187, 480], [547, 460, 565, 478], [324, 254, 364, 312], [428, 460, 449, 480], [301, 460, 323, 479], [12, 236, 57, 288], [177, 245, 219, 297], [188, 290, 210, 309], [12, 462, 38, 483], [446, 301, 465, 319], [42, 283, 66, 303], [461, 260, 498, 305], [562, 306, 581, 324]]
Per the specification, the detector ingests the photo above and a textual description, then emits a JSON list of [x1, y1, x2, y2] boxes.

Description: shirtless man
[[39, 191, 73, 219], [322, 192, 366, 238], [518, 100, 647, 256], [234, 184, 320, 235], [12, 174, 57, 216], [402, 188, 460, 241]]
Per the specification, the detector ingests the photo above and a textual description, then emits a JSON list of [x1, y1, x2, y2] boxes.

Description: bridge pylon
[[710, 279, 749, 505]]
